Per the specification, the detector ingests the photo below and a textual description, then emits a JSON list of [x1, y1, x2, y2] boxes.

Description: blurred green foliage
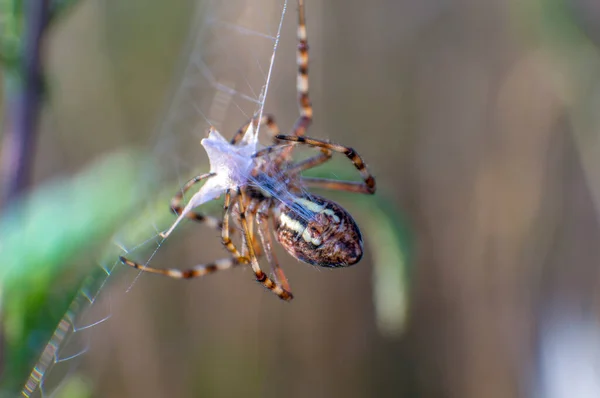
[[0, 151, 155, 395], [0, 0, 80, 70], [54, 374, 92, 398]]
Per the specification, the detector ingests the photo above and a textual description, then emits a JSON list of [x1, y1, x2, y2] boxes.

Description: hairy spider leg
[[293, 0, 312, 137], [119, 189, 250, 278], [237, 187, 293, 300], [168, 173, 222, 229], [256, 199, 291, 292], [221, 189, 247, 261], [119, 256, 242, 279], [270, 135, 376, 194], [229, 114, 281, 145], [285, 148, 332, 174], [239, 198, 264, 259]]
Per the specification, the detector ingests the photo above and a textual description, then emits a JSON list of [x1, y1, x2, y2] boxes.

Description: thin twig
[[0, 0, 50, 207]]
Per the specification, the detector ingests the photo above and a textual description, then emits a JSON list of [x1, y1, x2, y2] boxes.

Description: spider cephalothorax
[[119, 0, 376, 301]]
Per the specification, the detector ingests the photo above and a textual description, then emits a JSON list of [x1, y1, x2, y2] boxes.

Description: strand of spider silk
[[245, 167, 317, 223]]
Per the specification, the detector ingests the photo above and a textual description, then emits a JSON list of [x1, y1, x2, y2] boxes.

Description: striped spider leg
[[119, 188, 247, 280], [236, 187, 293, 300], [253, 135, 376, 195], [166, 173, 222, 228], [255, 199, 291, 292], [293, 0, 313, 137], [120, 185, 293, 299]]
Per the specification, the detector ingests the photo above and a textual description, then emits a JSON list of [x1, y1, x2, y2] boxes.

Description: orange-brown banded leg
[[238, 199, 253, 260], [301, 177, 374, 194], [169, 173, 222, 229], [237, 187, 293, 301], [250, 144, 295, 161], [285, 148, 332, 174], [222, 189, 246, 261], [230, 114, 281, 145], [251, 145, 331, 172], [119, 256, 241, 279], [292, 0, 312, 137], [274, 135, 376, 194], [256, 201, 291, 292], [243, 199, 263, 258]]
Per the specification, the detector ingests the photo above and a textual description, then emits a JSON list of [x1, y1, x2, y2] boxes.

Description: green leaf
[[0, 0, 83, 86], [0, 0, 23, 70], [0, 150, 155, 395]]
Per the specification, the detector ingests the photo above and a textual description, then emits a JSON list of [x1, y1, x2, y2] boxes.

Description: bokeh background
[[4, 0, 600, 397]]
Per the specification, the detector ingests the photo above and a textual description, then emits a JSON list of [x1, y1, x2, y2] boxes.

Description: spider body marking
[[273, 193, 363, 267]]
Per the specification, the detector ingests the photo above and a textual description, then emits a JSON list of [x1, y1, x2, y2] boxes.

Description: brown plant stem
[[0, 0, 50, 208]]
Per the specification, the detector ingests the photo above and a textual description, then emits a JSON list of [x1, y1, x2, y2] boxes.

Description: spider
[[119, 0, 376, 301]]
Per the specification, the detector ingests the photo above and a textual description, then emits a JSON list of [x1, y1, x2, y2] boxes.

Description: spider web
[[22, 0, 289, 396]]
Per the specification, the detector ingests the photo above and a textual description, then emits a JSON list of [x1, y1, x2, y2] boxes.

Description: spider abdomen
[[273, 194, 363, 267]]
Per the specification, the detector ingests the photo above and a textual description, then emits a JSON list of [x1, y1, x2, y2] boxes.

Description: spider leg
[[301, 177, 374, 194], [160, 172, 217, 239], [275, 135, 376, 194], [119, 256, 242, 279], [256, 200, 291, 292], [238, 198, 263, 259], [252, 142, 331, 173], [229, 114, 281, 145], [169, 173, 222, 229], [237, 187, 293, 301], [231, 114, 294, 166], [120, 191, 254, 281], [248, 199, 264, 257], [221, 189, 247, 261], [285, 148, 332, 174], [292, 0, 312, 137]]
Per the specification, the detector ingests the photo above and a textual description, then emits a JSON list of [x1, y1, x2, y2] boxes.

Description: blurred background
[[4, 0, 600, 397]]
